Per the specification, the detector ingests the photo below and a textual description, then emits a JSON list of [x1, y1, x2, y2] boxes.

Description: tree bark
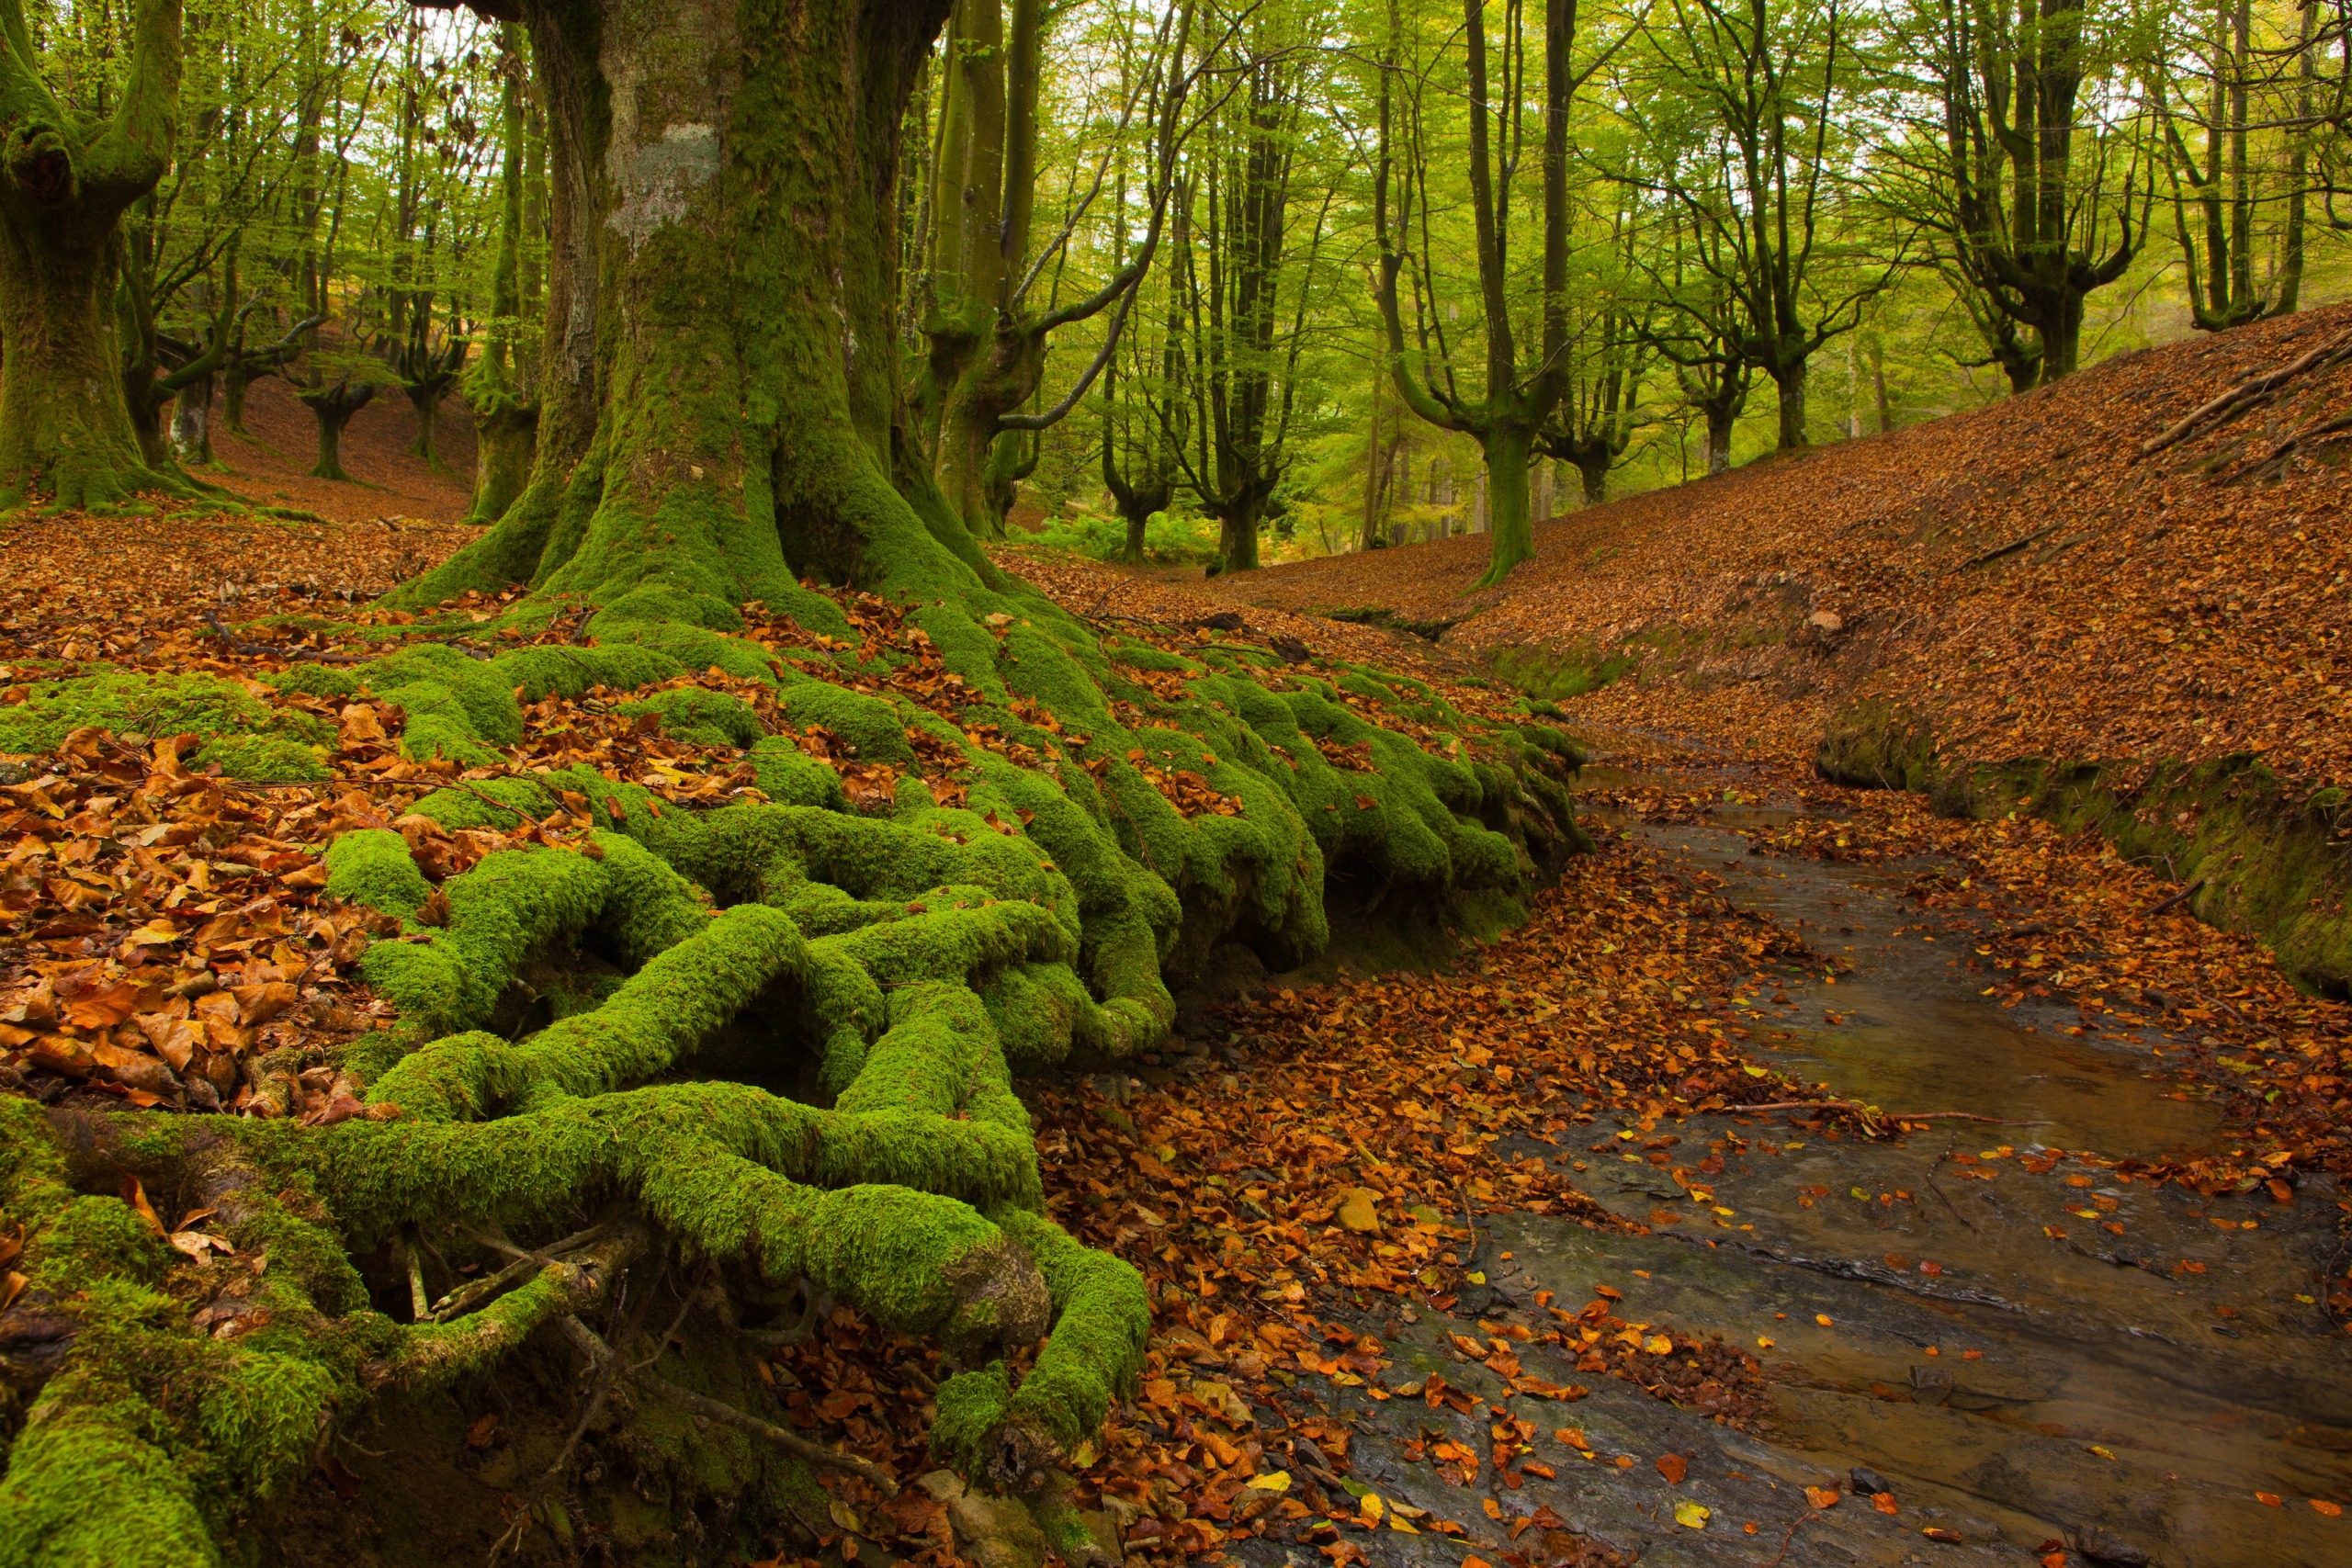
[[1773, 363, 1807, 450], [1480, 424, 1533, 576], [0, 0, 187, 511], [399, 0, 983, 615]]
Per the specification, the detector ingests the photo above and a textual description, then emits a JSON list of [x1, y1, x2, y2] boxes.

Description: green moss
[[0, 671, 331, 759], [620, 686, 763, 749], [930, 1360, 1012, 1472], [0, 1383, 222, 1568]]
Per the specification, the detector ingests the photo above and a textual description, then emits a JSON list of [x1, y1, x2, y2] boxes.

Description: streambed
[[1230, 773, 2351, 1568]]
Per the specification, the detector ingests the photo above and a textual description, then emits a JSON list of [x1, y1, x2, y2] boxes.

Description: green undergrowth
[[0, 671, 335, 781], [1818, 700, 2352, 997], [0, 449, 1587, 1563]]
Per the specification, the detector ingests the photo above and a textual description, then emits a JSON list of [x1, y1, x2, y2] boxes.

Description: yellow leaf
[[1245, 1472, 1291, 1493], [1674, 1501, 1710, 1530], [1359, 1493, 1385, 1522], [1643, 1335, 1674, 1355]]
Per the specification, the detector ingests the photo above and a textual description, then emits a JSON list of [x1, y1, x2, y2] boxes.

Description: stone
[[1336, 1188, 1383, 1234], [1807, 609, 1845, 634], [915, 1470, 967, 1504], [948, 1493, 1049, 1568]]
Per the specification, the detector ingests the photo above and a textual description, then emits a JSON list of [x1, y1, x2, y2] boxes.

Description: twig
[[2143, 878, 2206, 918], [205, 609, 371, 665], [1762, 1512, 1814, 1567], [1737, 1100, 2030, 1124], [1952, 523, 2061, 573], [431, 1223, 613, 1323], [2251, 411, 2352, 468], [556, 1316, 899, 1495], [401, 1227, 430, 1323]]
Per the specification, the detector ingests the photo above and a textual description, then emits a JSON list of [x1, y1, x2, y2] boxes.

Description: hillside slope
[[1186, 303, 2352, 792]]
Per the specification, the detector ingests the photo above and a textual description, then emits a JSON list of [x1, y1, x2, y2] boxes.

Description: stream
[[1230, 766, 2352, 1568]]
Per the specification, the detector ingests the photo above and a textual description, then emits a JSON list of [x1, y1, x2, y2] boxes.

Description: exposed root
[[2138, 329, 2352, 457], [557, 1315, 901, 1495]]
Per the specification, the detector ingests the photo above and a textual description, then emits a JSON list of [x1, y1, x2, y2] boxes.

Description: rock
[[1807, 609, 1845, 634], [916, 1470, 967, 1504], [948, 1493, 1050, 1568], [1077, 1509, 1125, 1566], [1849, 1465, 1892, 1496], [2075, 1524, 2154, 1566], [1336, 1188, 1383, 1234]]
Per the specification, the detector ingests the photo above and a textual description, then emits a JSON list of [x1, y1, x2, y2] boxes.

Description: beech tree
[[0, 0, 184, 509], [1373, 0, 1579, 586]]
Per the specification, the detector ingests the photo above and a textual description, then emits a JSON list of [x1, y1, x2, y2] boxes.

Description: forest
[[2, 0, 2351, 1565]]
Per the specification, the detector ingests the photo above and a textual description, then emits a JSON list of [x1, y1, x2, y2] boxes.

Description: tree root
[[556, 1315, 900, 1494], [2139, 329, 2352, 457]]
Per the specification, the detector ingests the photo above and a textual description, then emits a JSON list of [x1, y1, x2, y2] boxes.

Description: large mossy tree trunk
[[403, 0, 990, 616], [0, 0, 188, 512]]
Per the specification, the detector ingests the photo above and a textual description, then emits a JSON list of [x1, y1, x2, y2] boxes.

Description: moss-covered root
[[367, 902, 805, 1120], [931, 1209, 1149, 1491]]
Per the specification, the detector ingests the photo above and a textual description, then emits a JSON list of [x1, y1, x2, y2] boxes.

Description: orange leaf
[[1656, 1453, 1688, 1484]]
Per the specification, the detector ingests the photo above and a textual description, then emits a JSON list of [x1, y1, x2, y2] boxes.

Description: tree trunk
[[2040, 293, 2085, 382], [1576, 454, 1607, 507], [408, 385, 447, 471], [469, 402, 537, 525], [0, 0, 187, 511], [223, 360, 263, 434], [1476, 423, 1534, 586], [392, 0, 989, 617], [1215, 497, 1262, 576], [172, 374, 213, 464], [1705, 402, 1735, 475], [308, 395, 365, 482], [1773, 361, 1807, 450], [0, 202, 169, 509]]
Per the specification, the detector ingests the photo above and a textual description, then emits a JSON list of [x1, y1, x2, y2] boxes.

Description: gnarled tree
[[0, 0, 187, 510]]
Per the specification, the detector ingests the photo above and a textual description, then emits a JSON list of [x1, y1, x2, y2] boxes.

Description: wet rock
[[1848, 1465, 1892, 1495], [948, 1492, 1049, 1568], [1908, 1363, 1954, 1405], [2074, 1523, 2154, 1566]]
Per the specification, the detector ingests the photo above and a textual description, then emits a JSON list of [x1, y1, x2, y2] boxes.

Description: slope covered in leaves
[[1180, 304, 2352, 789]]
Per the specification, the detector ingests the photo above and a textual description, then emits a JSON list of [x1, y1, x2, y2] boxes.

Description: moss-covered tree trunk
[[0, 0, 187, 512], [403, 0, 989, 615]]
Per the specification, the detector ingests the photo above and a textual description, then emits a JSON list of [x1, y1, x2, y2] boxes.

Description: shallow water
[[1236, 773, 2352, 1568]]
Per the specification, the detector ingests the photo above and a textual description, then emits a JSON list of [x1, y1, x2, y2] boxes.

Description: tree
[[2148, 0, 2318, 329], [1373, 0, 1579, 586], [915, 0, 1190, 538], [1890, 0, 2146, 386], [1627, 0, 1887, 449], [0, 0, 186, 509], [1170, 17, 1332, 576], [462, 20, 537, 523], [1539, 207, 1653, 504]]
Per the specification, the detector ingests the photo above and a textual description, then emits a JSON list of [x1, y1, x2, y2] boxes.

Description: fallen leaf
[[1673, 1500, 1709, 1529], [1657, 1453, 1688, 1484]]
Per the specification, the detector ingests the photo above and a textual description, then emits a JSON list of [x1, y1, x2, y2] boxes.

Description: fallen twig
[[2143, 877, 2207, 918], [1736, 1100, 2034, 1125]]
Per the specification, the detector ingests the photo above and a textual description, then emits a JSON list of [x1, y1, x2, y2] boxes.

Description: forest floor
[[5, 316, 2351, 1568]]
